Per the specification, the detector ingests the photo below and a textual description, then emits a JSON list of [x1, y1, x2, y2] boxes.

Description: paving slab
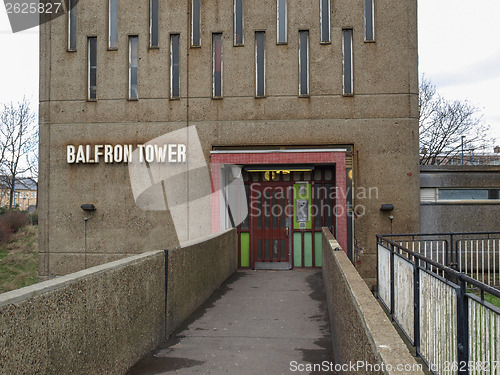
[[127, 270, 335, 375]]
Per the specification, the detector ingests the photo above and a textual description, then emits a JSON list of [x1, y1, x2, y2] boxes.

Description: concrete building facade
[[39, 0, 420, 284], [420, 165, 500, 233]]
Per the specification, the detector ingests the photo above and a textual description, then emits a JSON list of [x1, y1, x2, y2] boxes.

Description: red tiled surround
[[210, 151, 348, 253]]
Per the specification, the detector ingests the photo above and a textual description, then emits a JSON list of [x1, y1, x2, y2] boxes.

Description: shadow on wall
[[0, 229, 237, 375], [321, 228, 425, 375]]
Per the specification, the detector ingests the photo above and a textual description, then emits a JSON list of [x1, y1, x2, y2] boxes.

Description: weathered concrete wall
[[0, 229, 237, 375], [420, 165, 500, 233], [39, 0, 420, 283], [0, 251, 165, 375], [166, 229, 238, 335], [322, 228, 424, 375], [421, 204, 500, 233]]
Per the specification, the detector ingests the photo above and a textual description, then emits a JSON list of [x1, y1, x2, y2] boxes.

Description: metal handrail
[[380, 231, 500, 237], [377, 234, 500, 375], [377, 234, 500, 299], [377, 231, 500, 237]]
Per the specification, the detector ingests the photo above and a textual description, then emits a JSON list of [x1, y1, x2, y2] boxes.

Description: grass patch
[[483, 293, 500, 309], [468, 288, 500, 309], [0, 225, 38, 294]]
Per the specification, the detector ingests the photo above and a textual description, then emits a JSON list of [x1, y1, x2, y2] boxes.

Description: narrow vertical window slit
[[88, 37, 97, 100], [212, 33, 223, 98], [277, 0, 287, 44], [320, 0, 330, 43], [68, 0, 77, 51], [108, 0, 118, 49], [191, 0, 201, 47], [170, 34, 180, 99], [255, 31, 265, 97], [129, 36, 139, 100], [234, 0, 244, 46], [364, 0, 375, 41], [150, 0, 159, 48], [299, 30, 309, 96], [342, 29, 353, 95]]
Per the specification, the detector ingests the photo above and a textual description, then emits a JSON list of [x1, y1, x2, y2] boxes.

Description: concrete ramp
[[128, 270, 334, 375]]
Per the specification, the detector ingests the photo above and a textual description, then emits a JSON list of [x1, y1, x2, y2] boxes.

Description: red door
[[250, 184, 290, 269]]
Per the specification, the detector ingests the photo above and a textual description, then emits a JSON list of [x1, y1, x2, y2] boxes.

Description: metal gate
[[250, 183, 291, 269]]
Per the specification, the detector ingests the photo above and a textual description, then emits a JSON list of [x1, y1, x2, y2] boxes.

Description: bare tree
[[419, 76, 493, 165], [0, 98, 37, 210], [26, 134, 39, 209]]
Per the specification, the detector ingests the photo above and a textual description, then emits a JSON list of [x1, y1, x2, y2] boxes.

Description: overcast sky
[[0, 0, 499, 144]]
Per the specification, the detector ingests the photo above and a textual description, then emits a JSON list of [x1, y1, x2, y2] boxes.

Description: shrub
[[0, 211, 29, 233], [29, 211, 38, 225], [0, 222, 12, 244]]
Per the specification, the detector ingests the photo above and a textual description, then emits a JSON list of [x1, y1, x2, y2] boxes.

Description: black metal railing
[[377, 234, 500, 375], [381, 232, 500, 287]]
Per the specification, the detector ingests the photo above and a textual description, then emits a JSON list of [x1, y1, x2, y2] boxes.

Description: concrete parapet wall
[[0, 229, 237, 374], [0, 250, 166, 375], [166, 229, 238, 335], [322, 228, 425, 375]]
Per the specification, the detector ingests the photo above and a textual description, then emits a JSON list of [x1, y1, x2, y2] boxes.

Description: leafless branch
[[419, 76, 494, 165], [0, 97, 37, 210]]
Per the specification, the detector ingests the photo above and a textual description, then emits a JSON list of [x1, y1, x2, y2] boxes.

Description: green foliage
[[28, 211, 38, 225], [0, 225, 38, 293], [468, 288, 500, 309], [483, 294, 500, 309]]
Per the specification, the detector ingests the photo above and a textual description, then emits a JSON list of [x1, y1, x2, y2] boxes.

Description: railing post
[[445, 237, 450, 267], [450, 234, 454, 268], [457, 276, 469, 375], [376, 237, 380, 299], [390, 243, 395, 316], [414, 257, 420, 355]]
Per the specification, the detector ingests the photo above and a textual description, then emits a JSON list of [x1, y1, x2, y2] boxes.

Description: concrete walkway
[[127, 270, 335, 375]]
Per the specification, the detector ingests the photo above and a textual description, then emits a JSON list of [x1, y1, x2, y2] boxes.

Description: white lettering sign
[[66, 144, 187, 164]]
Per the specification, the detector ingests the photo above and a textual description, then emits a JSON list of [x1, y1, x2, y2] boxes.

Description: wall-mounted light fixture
[[80, 204, 96, 269], [380, 204, 394, 212], [380, 204, 394, 234], [81, 204, 96, 211]]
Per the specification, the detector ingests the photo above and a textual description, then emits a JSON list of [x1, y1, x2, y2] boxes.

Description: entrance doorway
[[250, 183, 291, 270], [237, 166, 343, 269], [210, 148, 351, 268]]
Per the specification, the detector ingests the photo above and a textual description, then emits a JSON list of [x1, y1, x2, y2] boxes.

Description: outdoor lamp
[[81, 204, 96, 212], [380, 204, 394, 212]]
